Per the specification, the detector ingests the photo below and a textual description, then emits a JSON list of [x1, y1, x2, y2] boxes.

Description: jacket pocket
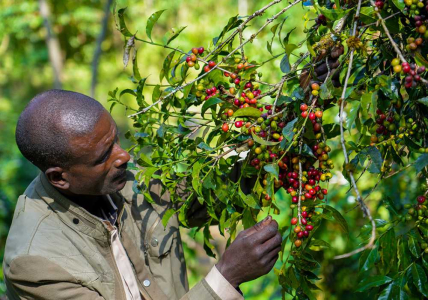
[[146, 215, 177, 259]]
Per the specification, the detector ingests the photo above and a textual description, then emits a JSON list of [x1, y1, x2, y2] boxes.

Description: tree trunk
[[91, 0, 114, 98], [39, 0, 63, 89]]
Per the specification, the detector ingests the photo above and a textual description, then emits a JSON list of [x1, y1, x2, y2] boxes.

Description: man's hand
[[215, 215, 281, 288]]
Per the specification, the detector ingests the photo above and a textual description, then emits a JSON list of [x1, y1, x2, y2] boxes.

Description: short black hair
[[16, 89, 107, 172]]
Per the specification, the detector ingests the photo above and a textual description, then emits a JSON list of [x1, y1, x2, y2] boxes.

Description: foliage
[[112, 0, 428, 298]]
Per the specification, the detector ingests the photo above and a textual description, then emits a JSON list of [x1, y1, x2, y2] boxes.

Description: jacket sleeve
[[5, 255, 105, 300]]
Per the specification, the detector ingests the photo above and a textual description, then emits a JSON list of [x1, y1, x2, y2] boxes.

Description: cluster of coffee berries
[[185, 47, 205, 69], [300, 103, 323, 132], [311, 82, 320, 97], [391, 59, 426, 88], [195, 79, 219, 100], [291, 209, 316, 247], [413, 15, 428, 37], [203, 60, 217, 73], [233, 82, 262, 108], [405, 0, 428, 17]]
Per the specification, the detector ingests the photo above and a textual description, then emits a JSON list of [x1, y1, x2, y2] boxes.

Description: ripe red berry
[[300, 103, 308, 111], [417, 196, 426, 203], [291, 217, 298, 225], [235, 121, 243, 128], [306, 225, 314, 231], [222, 123, 229, 132], [198, 47, 204, 54], [301, 111, 308, 118], [186, 56, 191, 63], [403, 65, 411, 73], [234, 78, 241, 85], [204, 65, 211, 72], [208, 61, 216, 68], [309, 112, 316, 120], [301, 218, 308, 225], [301, 211, 308, 218], [322, 189, 328, 195]]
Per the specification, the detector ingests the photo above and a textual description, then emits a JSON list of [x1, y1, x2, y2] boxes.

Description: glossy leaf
[[264, 164, 279, 179], [201, 97, 223, 117], [233, 107, 262, 118], [166, 26, 187, 45], [367, 146, 383, 174], [411, 264, 428, 297], [356, 275, 392, 292], [146, 10, 166, 41], [415, 154, 428, 174], [408, 235, 420, 258], [251, 131, 280, 146], [116, 8, 133, 37], [323, 205, 349, 234], [162, 208, 176, 228]]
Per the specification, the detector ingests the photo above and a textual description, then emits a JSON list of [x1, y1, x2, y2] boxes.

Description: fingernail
[[263, 215, 272, 223]]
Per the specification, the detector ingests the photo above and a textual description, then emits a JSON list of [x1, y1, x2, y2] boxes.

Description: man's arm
[[179, 216, 281, 300], [5, 255, 105, 300]]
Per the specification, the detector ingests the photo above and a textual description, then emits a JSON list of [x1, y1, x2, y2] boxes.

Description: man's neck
[[56, 188, 104, 216]]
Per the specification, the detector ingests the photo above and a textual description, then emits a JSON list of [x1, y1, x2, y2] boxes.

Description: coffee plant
[[109, 0, 428, 298]]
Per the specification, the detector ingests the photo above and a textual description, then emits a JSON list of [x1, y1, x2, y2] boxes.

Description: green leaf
[[183, 82, 194, 99], [411, 264, 428, 297], [415, 154, 428, 174], [201, 97, 223, 118], [116, 8, 133, 37], [377, 282, 401, 300], [203, 225, 217, 258], [317, 7, 349, 21], [308, 239, 331, 251], [417, 96, 428, 107], [197, 142, 214, 151], [132, 49, 142, 81], [367, 146, 383, 173], [251, 131, 280, 146], [356, 276, 392, 292], [146, 10, 166, 41], [233, 107, 262, 118], [137, 153, 154, 167], [281, 118, 298, 141], [392, 0, 405, 10], [166, 26, 187, 45], [408, 235, 420, 258], [346, 101, 360, 133], [191, 162, 202, 196], [264, 164, 279, 179], [241, 194, 261, 209], [162, 208, 176, 228], [380, 228, 396, 273], [160, 50, 176, 83], [280, 53, 291, 73], [359, 244, 379, 272], [323, 205, 349, 234]]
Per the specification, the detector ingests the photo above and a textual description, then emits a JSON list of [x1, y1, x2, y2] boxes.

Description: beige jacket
[[3, 171, 227, 300]]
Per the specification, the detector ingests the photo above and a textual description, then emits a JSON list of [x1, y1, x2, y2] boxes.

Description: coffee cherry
[[300, 103, 308, 111], [291, 217, 298, 225], [235, 121, 243, 128], [391, 58, 400, 66], [309, 112, 316, 120], [393, 65, 402, 73], [294, 239, 302, 247], [306, 225, 314, 231], [222, 123, 229, 132], [315, 110, 323, 118], [191, 48, 198, 55], [311, 83, 320, 90], [301, 111, 308, 118], [294, 226, 302, 233], [417, 195, 426, 203], [198, 47, 204, 54], [204, 65, 211, 72], [208, 61, 216, 68]]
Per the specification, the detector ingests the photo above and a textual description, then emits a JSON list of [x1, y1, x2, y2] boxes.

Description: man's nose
[[113, 145, 131, 167]]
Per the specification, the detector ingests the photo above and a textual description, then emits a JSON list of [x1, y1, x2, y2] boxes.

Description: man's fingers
[[246, 219, 279, 244], [258, 232, 282, 256], [242, 215, 273, 236]]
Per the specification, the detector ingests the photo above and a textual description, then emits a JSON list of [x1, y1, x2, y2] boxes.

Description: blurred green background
[[0, 0, 421, 299]]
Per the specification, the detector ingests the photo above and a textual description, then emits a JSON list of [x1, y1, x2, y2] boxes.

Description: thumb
[[243, 215, 272, 237]]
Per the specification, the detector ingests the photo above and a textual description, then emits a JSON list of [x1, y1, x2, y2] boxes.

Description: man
[[3, 89, 282, 300]]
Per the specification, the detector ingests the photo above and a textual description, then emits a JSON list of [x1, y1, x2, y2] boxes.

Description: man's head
[[16, 89, 130, 195]]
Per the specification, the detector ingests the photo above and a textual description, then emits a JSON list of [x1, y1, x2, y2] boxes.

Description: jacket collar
[[35, 173, 126, 242]]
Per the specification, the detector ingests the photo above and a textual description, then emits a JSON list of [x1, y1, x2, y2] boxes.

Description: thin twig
[[335, 0, 376, 260]]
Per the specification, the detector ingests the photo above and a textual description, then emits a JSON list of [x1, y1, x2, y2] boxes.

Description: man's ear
[[45, 167, 70, 190]]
